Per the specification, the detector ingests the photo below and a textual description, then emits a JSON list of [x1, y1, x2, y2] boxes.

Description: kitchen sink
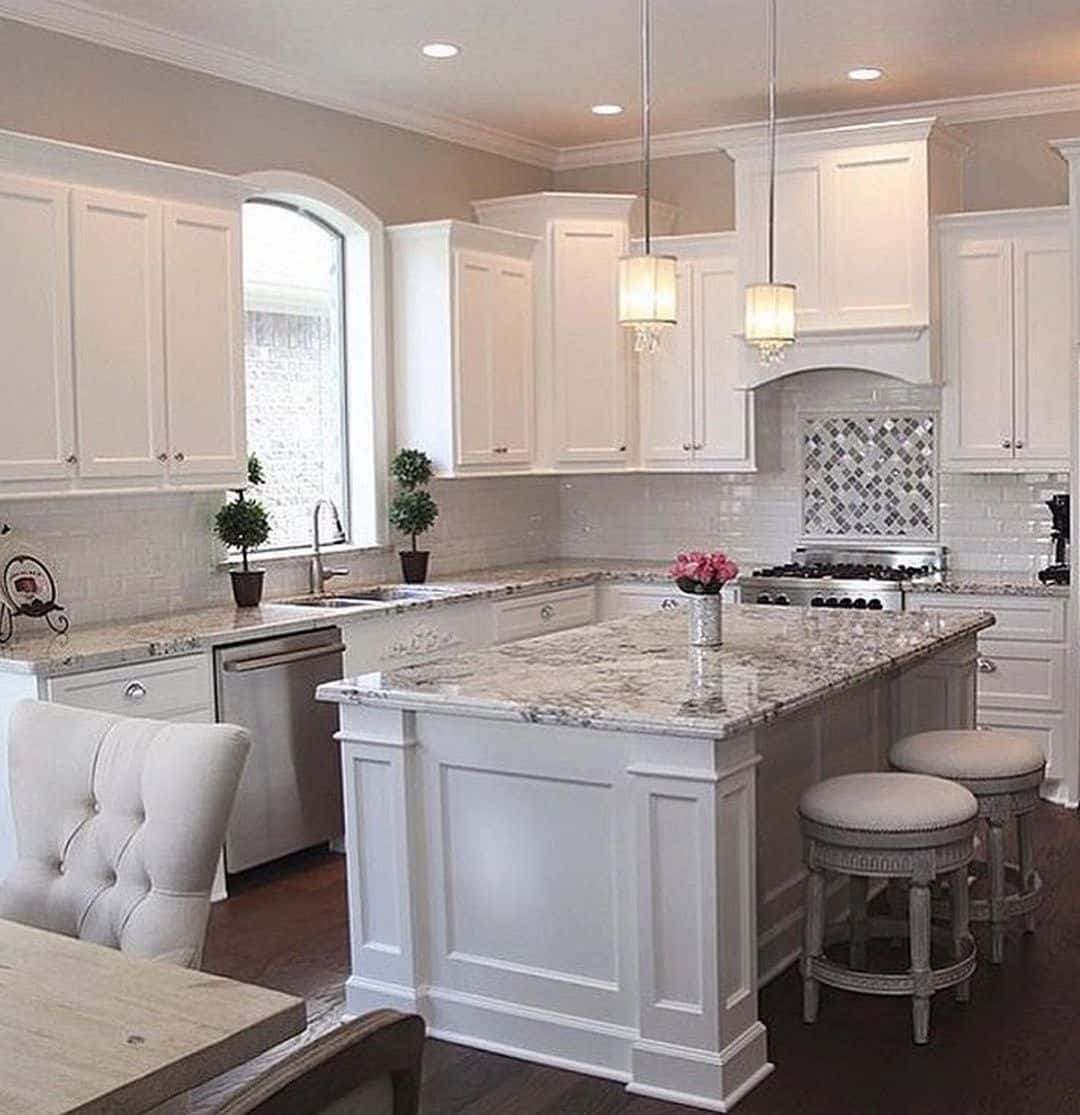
[[280, 585, 455, 609]]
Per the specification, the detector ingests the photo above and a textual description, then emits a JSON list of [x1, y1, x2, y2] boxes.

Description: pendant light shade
[[744, 281, 796, 364], [618, 253, 678, 352], [618, 0, 676, 354], [745, 0, 796, 366]]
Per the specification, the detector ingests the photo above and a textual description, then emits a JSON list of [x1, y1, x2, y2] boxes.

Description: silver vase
[[687, 593, 723, 647]]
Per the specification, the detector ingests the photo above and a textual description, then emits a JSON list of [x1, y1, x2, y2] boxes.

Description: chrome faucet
[[310, 499, 349, 594]]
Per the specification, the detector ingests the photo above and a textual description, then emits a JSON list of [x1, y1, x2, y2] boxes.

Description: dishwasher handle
[[222, 641, 346, 674]]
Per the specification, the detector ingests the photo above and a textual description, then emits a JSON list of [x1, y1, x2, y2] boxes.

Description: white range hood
[[725, 117, 969, 388]]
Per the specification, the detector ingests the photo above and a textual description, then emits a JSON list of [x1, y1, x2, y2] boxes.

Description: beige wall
[[555, 151, 735, 233], [0, 18, 549, 223]]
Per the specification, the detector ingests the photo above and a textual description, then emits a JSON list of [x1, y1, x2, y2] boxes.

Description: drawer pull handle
[[977, 657, 998, 674], [660, 598, 679, 610], [65, 453, 78, 465], [539, 604, 555, 621], [124, 681, 147, 702]]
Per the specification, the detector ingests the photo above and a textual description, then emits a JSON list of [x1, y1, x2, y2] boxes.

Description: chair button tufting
[[57, 861, 66, 875], [91, 800, 101, 814]]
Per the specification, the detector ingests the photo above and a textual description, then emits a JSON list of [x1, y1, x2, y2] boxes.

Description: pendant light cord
[[641, 0, 652, 256], [766, 0, 777, 284]]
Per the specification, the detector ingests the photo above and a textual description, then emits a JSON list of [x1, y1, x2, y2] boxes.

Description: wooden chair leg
[[802, 868, 826, 1024], [949, 865, 972, 1003], [1017, 810, 1037, 934], [988, 819, 1007, 963], [909, 881, 932, 1045], [849, 875, 869, 970]]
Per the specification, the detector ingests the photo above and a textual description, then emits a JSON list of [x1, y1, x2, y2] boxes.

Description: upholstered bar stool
[[890, 729, 1046, 964], [799, 772, 978, 1044]]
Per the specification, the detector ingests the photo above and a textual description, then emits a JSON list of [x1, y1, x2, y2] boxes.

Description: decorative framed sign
[[0, 552, 68, 644]]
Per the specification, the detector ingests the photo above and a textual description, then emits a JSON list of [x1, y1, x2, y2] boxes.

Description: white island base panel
[[333, 638, 976, 1111]]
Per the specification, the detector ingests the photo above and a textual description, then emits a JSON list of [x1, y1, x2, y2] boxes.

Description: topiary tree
[[390, 447, 434, 491], [389, 488, 438, 553], [214, 453, 271, 572]]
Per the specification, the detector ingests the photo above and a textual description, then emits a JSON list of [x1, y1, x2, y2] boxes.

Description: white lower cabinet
[[599, 582, 738, 619], [905, 593, 1070, 785], [47, 654, 213, 722], [492, 586, 596, 643]]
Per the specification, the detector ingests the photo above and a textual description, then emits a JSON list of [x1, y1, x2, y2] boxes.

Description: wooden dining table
[[0, 917, 307, 1114]]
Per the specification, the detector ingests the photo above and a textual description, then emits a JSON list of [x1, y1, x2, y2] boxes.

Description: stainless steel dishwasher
[[214, 627, 345, 873]]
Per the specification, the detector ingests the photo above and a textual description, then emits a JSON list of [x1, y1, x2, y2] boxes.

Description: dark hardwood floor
[[201, 802, 1080, 1114]]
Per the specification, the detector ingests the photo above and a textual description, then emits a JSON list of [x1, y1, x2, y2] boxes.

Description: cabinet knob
[[124, 681, 147, 702], [157, 453, 168, 463], [660, 598, 679, 610], [65, 454, 78, 465], [173, 452, 185, 462], [1002, 439, 1012, 449], [618, 445, 627, 453], [977, 657, 997, 674], [693, 442, 703, 451], [682, 442, 691, 452], [1014, 440, 1024, 449], [539, 604, 555, 622]]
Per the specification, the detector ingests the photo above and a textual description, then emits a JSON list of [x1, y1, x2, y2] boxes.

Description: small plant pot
[[399, 550, 430, 584], [230, 570, 265, 608]]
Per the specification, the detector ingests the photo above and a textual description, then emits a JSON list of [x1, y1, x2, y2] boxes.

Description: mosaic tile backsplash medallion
[[802, 413, 937, 538]]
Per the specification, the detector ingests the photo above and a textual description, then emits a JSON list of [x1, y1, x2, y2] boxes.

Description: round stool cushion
[[890, 730, 1045, 781], [799, 772, 977, 834]]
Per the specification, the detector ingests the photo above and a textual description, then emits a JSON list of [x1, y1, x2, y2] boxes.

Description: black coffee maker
[[1038, 494, 1070, 585]]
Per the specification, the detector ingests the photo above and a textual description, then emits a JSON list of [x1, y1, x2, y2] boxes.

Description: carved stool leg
[[1017, 810, 1037, 934], [849, 874, 869, 970], [988, 818, 1007, 963], [949, 865, 972, 1003], [909, 881, 932, 1045], [802, 868, 826, 1023]]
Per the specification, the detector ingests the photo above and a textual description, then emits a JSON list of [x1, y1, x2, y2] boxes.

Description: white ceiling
[[7, 0, 1080, 161]]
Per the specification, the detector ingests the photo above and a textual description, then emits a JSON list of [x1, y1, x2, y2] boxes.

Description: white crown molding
[[555, 83, 1080, 170], [0, 0, 561, 168], [7, 0, 1080, 175]]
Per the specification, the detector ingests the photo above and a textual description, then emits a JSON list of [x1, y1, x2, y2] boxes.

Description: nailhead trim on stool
[[890, 729, 1046, 964], [799, 772, 979, 1045]]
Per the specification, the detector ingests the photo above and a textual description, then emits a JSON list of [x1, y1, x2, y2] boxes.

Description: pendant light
[[618, 0, 677, 354], [744, 0, 796, 365]]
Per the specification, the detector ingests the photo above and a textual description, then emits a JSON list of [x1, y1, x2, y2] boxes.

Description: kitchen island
[[318, 604, 994, 1111]]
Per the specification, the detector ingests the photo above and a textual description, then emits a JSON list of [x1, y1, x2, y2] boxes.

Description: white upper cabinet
[[0, 130, 249, 497], [473, 193, 636, 472], [0, 174, 74, 482], [728, 119, 966, 385], [638, 235, 753, 471], [550, 219, 629, 465], [939, 209, 1071, 472], [163, 203, 245, 479], [390, 220, 538, 476], [71, 188, 166, 480]]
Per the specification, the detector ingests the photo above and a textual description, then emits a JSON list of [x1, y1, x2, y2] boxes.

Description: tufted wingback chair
[[0, 699, 249, 969]]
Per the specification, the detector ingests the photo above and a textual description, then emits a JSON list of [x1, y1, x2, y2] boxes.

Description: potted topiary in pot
[[215, 454, 271, 607], [388, 448, 438, 584]]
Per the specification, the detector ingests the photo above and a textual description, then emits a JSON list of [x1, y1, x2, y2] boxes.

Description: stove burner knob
[[867, 599, 884, 611], [810, 596, 825, 608], [756, 593, 773, 605], [825, 597, 839, 608], [774, 594, 790, 606], [853, 598, 868, 610], [838, 597, 854, 608]]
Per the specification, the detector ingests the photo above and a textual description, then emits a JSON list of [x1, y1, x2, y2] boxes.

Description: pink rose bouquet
[[670, 550, 739, 595]]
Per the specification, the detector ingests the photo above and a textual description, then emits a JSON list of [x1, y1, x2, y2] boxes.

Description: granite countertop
[[0, 560, 673, 678], [904, 570, 1070, 598], [317, 604, 995, 742]]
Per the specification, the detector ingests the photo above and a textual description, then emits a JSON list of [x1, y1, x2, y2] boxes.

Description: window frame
[[240, 171, 389, 555]]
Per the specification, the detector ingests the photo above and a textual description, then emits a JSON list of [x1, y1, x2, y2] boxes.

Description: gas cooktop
[[741, 545, 945, 611]]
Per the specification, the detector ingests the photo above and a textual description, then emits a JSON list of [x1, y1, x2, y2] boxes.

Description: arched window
[[241, 173, 387, 553]]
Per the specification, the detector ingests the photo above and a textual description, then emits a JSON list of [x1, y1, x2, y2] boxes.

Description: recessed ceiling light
[[847, 66, 884, 81], [591, 104, 624, 116], [421, 42, 460, 59]]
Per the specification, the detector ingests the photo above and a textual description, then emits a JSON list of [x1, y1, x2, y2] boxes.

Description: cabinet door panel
[[941, 237, 1014, 466], [640, 264, 693, 465], [72, 189, 165, 478], [0, 175, 74, 481], [453, 251, 495, 465], [491, 260, 533, 463], [694, 257, 750, 466], [552, 221, 628, 463], [164, 203, 245, 479], [1013, 232, 1071, 467], [827, 146, 928, 325]]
